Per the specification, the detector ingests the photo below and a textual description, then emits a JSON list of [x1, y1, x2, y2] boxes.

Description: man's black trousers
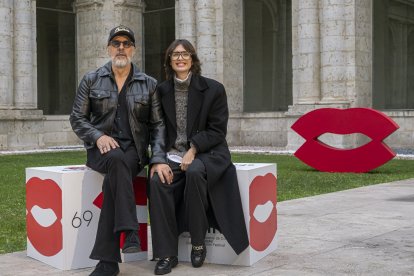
[[86, 146, 141, 263]]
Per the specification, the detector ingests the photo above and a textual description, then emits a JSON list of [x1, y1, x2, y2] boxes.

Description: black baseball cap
[[108, 25, 135, 44]]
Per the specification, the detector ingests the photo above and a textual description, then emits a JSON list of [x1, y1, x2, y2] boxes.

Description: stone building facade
[[0, 0, 413, 151]]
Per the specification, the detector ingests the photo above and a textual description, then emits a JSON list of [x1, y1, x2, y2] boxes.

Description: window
[[144, 0, 175, 82], [36, 0, 76, 115], [243, 0, 292, 112], [373, 0, 414, 110]]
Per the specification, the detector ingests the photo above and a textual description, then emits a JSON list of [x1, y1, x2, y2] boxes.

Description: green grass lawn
[[1, 150, 414, 254]]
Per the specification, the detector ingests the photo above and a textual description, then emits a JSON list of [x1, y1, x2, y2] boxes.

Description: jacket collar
[[187, 75, 206, 135], [189, 74, 209, 92], [99, 61, 146, 80]]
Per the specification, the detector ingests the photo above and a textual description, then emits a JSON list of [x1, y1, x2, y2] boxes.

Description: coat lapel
[[187, 75, 207, 137], [160, 80, 177, 130]]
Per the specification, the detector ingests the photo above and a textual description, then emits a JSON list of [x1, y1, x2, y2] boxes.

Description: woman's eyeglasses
[[170, 51, 192, 60], [109, 40, 135, 48]]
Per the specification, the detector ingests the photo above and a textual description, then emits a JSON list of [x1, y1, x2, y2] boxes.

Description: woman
[[148, 39, 249, 275]]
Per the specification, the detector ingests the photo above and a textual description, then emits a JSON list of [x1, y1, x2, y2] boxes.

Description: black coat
[[157, 74, 249, 255]]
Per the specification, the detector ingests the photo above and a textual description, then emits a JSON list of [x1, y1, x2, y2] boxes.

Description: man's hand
[[180, 147, 197, 171], [96, 135, 119, 154], [151, 163, 173, 184]]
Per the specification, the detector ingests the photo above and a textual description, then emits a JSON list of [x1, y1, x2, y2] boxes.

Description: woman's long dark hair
[[164, 39, 201, 80]]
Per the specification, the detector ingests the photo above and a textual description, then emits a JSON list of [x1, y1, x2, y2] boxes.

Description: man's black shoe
[[191, 244, 206, 268], [122, 230, 141, 253], [89, 260, 119, 276], [154, 256, 178, 275]]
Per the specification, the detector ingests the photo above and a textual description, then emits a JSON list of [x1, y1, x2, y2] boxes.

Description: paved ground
[[1, 179, 414, 276]]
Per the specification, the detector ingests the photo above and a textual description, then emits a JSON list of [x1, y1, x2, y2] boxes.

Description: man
[[70, 25, 172, 276]]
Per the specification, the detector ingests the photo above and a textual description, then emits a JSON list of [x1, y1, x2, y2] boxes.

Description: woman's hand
[[180, 146, 197, 171]]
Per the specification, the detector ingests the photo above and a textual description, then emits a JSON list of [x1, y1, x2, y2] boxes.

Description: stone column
[[113, 0, 144, 67], [195, 0, 217, 79], [176, 0, 196, 45], [215, 0, 223, 84], [31, 0, 37, 108], [292, 0, 321, 105], [220, 0, 242, 112], [220, 0, 242, 145], [14, 0, 36, 109], [354, 0, 372, 108], [319, 0, 350, 104], [287, 0, 321, 150], [0, 0, 13, 109], [75, 0, 144, 83]]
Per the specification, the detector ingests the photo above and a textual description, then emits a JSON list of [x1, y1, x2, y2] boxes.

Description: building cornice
[[74, 0, 104, 10]]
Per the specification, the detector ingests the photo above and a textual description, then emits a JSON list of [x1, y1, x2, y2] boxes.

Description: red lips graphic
[[249, 173, 277, 251], [93, 176, 147, 251], [291, 108, 399, 173], [26, 177, 63, 256]]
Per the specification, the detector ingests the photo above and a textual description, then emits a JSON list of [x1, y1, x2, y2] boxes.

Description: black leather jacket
[[70, 61, 167, 166]]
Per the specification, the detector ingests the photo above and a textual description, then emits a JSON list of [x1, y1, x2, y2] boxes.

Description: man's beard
[[112, 55, 132, 68]]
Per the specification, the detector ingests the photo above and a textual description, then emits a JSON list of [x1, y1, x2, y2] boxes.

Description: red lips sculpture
[[249, 173, 277, 251], [291, 108, 399, 173], [26, 177, 63, 256]]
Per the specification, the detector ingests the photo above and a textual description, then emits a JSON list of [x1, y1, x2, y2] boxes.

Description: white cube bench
[[25, 165, 148, 270], [26, 162, 277, 269], [148, 163, 278, 266]]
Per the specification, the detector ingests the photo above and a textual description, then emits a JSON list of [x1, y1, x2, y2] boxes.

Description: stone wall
[[0, 0, 45, 150], [43, 116, 81, 147], [384, 111, 414, 150], [0, 110, 44, 150], [1, 0, 414, 152]]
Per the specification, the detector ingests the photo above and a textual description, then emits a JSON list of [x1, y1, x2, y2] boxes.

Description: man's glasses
[[109, 40, 135, 48], [170, 51, 192, 60]]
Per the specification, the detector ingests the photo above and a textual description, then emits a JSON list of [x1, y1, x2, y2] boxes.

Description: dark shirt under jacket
[[112, 69, 134, 151]]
